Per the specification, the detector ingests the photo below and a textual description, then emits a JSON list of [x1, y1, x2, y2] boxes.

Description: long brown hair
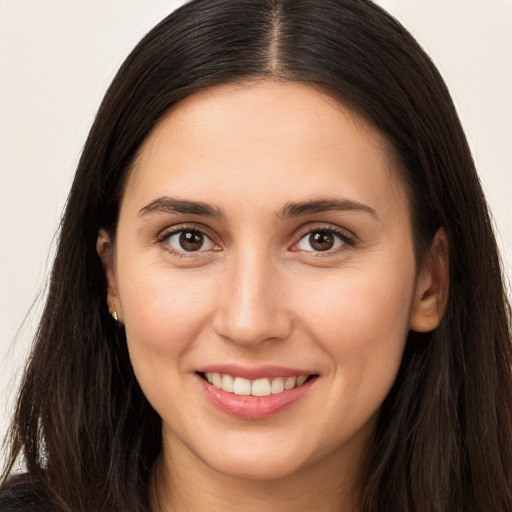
[[2, 1, 511, 510]]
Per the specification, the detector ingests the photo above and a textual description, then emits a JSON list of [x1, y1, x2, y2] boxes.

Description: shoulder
[[0, 474, 51, 512]]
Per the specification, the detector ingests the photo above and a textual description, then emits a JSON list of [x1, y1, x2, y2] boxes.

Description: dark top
[[0, 474, 50, 512]]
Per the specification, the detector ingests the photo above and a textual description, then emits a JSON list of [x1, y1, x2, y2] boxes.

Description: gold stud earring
[[108, 297, 120, 323]]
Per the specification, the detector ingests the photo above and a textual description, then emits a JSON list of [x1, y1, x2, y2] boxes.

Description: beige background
[[1, 0, 511, 459]]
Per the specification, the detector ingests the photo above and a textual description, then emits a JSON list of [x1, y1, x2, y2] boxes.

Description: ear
[[97, 229, 123, 323], [410, 228, 449, 333]]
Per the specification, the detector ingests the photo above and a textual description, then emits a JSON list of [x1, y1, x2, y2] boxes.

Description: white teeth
[[251, 378, 272, 397], [233, 377, 252, 395], [221, 374, 234, 393], [284, 377, 296, 390], [271, 377, 285, 394], [212, 373, 222, 389], [296, 375, 307, 386], [203, 372, 310, 395]]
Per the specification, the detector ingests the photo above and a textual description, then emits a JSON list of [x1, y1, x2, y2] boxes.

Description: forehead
[[123, 80, 409, 219]]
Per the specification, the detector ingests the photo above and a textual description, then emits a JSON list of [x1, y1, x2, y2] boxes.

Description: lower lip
[[198, 375, 317, 420]]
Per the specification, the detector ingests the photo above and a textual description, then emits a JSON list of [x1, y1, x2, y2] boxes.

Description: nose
[[213, 252, 293, 347]]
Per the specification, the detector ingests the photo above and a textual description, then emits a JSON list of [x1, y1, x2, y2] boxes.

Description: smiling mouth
[[199, 372, 317, 396]]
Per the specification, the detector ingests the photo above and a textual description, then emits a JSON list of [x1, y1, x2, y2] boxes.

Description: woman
[[1, 0, 511, 511]]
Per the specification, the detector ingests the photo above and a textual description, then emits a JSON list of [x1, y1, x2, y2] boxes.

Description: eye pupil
[[179, 231, 204, 251], [309, 231, 335, 251]]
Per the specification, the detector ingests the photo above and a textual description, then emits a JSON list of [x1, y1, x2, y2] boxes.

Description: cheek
[[116, 261, 221, 417], [294, 256, 416, 389], [117, 258, 217, 364]]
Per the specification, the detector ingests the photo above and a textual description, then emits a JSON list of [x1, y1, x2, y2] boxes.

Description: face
[[99, 81, 444, 485]]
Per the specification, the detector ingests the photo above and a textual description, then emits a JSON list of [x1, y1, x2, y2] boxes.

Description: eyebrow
[[277, 198, 378, 220], [137, 196, 378, 221], [138, 197, 225, 219]]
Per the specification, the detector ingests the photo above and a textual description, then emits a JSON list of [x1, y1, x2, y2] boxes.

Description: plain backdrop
[[1, 0, 511, 460]]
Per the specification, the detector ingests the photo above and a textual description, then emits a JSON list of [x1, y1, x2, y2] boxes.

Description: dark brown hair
[[2, 1, 511, 511]]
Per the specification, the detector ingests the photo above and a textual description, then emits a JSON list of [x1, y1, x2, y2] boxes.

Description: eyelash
[[157, 224, 219, 258], [156, 223, 356, 257], [293, 224, 356, 254]]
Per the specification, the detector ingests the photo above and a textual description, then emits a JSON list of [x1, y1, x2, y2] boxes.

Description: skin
[[98, 81, 448, 511]]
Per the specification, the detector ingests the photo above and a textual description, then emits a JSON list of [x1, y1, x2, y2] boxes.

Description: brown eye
[[179, 231, 204, 251], [165, 229, 216, 253], [296, 229, 348, 252], [308, 231, 334, 251]]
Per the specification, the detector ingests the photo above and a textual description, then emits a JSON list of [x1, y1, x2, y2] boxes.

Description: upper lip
[[196, 364, 316, 380]]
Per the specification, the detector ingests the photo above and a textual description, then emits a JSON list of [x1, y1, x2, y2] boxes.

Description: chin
[[206, 452, 306, 481], [192, 430, 321, 482]]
